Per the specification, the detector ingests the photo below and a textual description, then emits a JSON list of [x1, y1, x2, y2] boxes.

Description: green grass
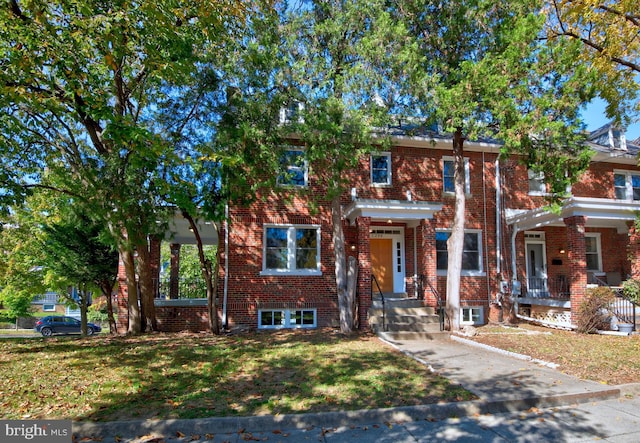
[[0, 329, 474, 421]]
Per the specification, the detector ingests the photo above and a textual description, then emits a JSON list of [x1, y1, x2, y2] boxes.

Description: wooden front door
[[371, 238, 394, 293]]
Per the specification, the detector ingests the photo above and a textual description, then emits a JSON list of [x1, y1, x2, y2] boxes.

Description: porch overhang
[[163, 211, 219, 245], [506, 197, 640, 233], [344, 198, 443, 225]]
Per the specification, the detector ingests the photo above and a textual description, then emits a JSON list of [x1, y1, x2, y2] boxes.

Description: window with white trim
[[277, 148, 308, 187], [442, 157, 470, 194], [614, 171, 640, 200], [371, 152, 392, 186], [436, 230, 484, 276], [528, 169, 546, 195], [262, 225, 321, 275], [585, 233, 602, 271], [279, 102, 304, 124], [43, 303, 56, 312], [258, 309, 317, 329], [461, 306, 484, 325]]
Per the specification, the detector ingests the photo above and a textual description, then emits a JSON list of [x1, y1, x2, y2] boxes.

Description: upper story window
[[528, 169, 546, 195], [614, 171, 640, 200], [262, 225, 321, 276], [371, 152, 392, 186], [277, 148, 308, 187], [279, 102, 304, 124], [435, 230, 484, 276], [585, 233, 602, 272], [442, 157, 470, 194]]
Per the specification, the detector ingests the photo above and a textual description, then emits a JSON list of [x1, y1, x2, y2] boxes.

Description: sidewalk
[[74, 335, 640, 442]]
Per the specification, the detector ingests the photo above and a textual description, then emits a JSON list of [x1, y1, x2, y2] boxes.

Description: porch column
[[420, 218, 438, 306], [627, 221, 640, 279], [356, 216, 371, 330], [150, 235, 161, 299], [565, 216, 587, 323], [169, 243, 181, 300]]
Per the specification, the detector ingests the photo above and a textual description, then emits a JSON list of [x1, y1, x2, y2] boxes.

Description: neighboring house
[[32, 288, 85, 318], [116, 122, 640, 333]]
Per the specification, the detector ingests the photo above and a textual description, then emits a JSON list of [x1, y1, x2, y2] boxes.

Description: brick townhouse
[[117, 123, 640, 333]]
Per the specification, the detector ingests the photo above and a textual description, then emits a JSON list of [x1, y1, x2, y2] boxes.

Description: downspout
[[495, 158, 501, 275], [222, 204, 230, 329]]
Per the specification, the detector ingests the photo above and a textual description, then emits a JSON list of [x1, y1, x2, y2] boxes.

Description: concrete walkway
[[74, 335, 640, 442]]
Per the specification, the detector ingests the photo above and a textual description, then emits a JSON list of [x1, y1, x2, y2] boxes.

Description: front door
[[371, 238, 394, 293], [525, 242, 548, 296]]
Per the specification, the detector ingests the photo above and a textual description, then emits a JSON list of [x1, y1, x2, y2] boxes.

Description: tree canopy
[[545, 0, 640, 123]]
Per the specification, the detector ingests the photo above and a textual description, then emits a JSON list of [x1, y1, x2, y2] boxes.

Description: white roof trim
[[344, 199, 443, 224], [506, 197, 640, 233]]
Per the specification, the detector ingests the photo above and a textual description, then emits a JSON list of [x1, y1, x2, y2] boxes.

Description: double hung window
[[278, 148, 308, 187], [435, 230, 483, 275], [614, 171, 640, 200], [263, 225, 321, 275], [371, 152, 392, 186], [442, 157, 470, 194]]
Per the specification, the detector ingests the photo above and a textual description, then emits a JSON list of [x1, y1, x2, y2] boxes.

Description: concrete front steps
[[369, 297, 449, 341]]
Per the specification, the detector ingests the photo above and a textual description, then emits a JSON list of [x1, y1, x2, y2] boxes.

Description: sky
[[582, 98, 640, 142]]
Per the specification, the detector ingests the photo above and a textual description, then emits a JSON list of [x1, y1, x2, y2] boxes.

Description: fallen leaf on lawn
[[176, 431, 186, 438], [272, 429, 282, 434]]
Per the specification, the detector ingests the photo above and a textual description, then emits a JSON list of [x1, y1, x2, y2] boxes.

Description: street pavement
[[74, 334, 640, 443]]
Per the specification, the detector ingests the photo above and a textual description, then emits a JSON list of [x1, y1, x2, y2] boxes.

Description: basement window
[[258, 309, 317, 329], [461, 307, 484, 325]]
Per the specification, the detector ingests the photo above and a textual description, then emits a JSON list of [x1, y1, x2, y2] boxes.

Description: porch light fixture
[[387, 219, 393, 224], [350, 244, 357, 251], [559, 248, 566, 254]]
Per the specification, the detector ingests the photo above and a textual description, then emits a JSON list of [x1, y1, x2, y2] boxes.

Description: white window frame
[[42, 303, 56, 312], [258, 309, 317, 329], [613, 170, 640, 201], [461, 306, 484, 325], [527, 169, 546, 195], [442, 156, 470, 194], [435, 229, 485, 277], [585, 233, 602, 272], [279, 102, 305, 124], [277, 148, 308, 188], [370, 152, 392, 186], [261, 224, 322, 276]]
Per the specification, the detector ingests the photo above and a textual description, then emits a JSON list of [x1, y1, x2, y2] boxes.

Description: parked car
[[34, 316, 101, 337]]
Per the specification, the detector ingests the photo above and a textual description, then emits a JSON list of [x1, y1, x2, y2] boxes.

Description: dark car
[[34, 316, 102, 337]]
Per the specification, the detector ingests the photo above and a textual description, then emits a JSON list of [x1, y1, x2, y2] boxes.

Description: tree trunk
[[136, 236, 157, 332], [79, 283, 89, 337], [332, 196, 353, 333], [182, 211, 220, 334], [446, 128, 466, 331], [120, 247, 142, 334], [100, 279, 117, 334]]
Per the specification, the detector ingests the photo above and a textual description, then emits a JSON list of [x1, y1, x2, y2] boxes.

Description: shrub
[[576, 286, 616, 334], [622, 279, 640, 304]]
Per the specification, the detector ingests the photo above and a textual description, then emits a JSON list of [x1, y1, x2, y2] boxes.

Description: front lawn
[[469, 324, 640, 385], [0, 329, 473, 421]]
